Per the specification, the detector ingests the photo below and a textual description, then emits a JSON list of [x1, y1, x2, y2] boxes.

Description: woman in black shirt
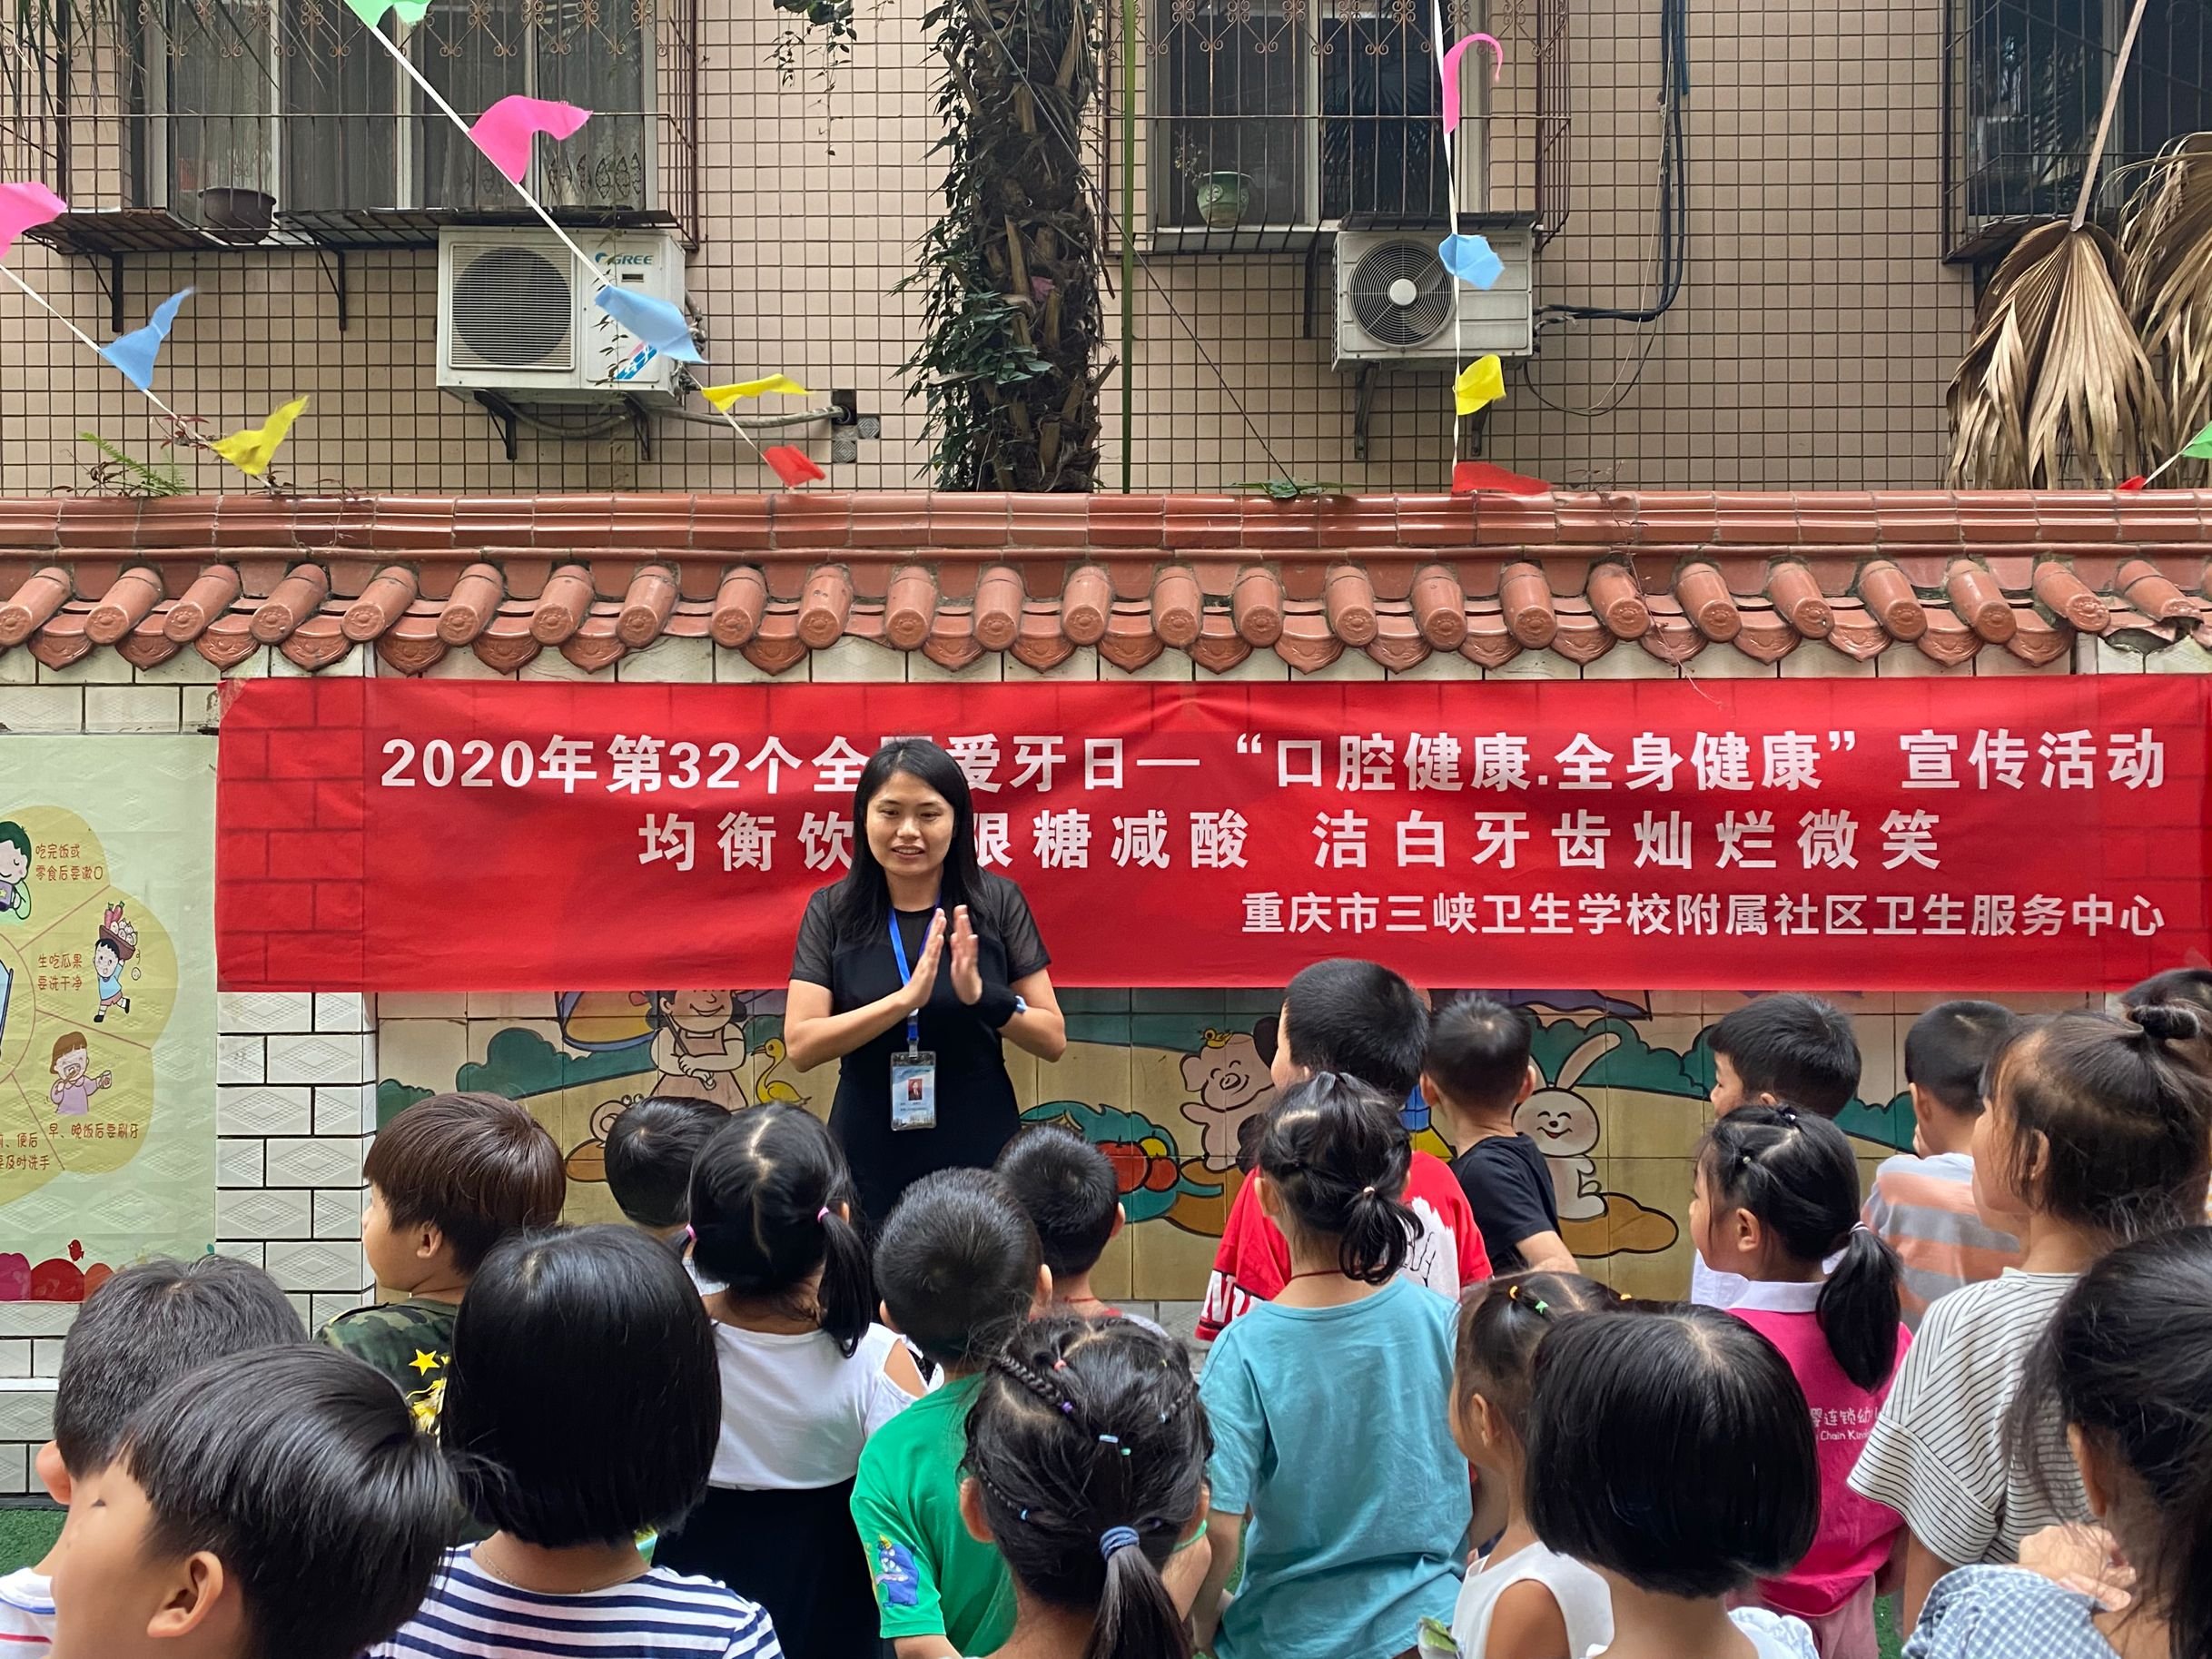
[[784, 738, 1067, 1225]]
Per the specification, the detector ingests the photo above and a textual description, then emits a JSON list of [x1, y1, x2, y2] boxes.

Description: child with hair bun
[[1192, 1073, 1470, 1659], [1697, 1107, 1911, 1659], [1447, 1272, 1619, 1659], [1851, 1006, 2212, 1630], [657, 1103, 923, 1659], [959, 1312, 1211, 1659]]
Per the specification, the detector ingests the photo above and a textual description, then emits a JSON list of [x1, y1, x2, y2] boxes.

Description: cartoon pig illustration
[[1180, 1030, 1279, 1171]]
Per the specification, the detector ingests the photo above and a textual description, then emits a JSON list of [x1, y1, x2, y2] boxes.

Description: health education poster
[[0, 737, 214, 1298]]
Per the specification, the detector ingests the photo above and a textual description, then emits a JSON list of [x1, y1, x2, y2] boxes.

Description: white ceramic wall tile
[[0, 1387, 54, 1444], [0, 1341, 33, 1380], [217, 1035, 265, 1085], [515, 650, 593, 682], [217, 1139, 265, 1188], [311, 1292, 363, 1327], [272, 643, 370, 677], [219, 992, 315, 1033], [1676, 648, 1780, 681], [217, 1085, 315, 1138], [907, 650, 1005, 682], [262, 1032, 373, 1088], [133, 647, 222, 685], [0, 1442, 29, 1494], [1101, 650, 1197, 682], [313, 1189, 364, 1240], [423, 650, 518, 680], [313, 1084, 376, 1136], [263, 1239, 371, 1296], [1779, 641, 1878, 678], [0, 686, 85, 731], [616, 637, 713, 682], [286, 1292, 315, 1326], [1385, 651, 1483, 681], [1005, 646, 1101, 682], [1975, 646, 2069, 676], [1483, 649, 1580, 681], [0, 650, 35, 686], [212, 1241, 267, 1268], [2076, 634, 2147, 674], [1199, 650, 1292, 681], [36, 649, 134, 685], [1876, 648, 1975, 678], [27, 1343, 60, 1381], [2145, 637, 2212, 675], [1297, 650, 1388, 681], [82, 685, 184, 731], [1580, 647, 1678, 680], [314, 992, 371, 1032], [0, 1308, 76, 1339], [262, 1137, 370, 1189], [216, 1188, 315, 1240], [808, 638, 909, 684], [711, 647, 782, 684]]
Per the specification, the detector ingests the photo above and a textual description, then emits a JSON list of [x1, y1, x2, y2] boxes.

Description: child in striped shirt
[[1851, 1006, 2212, 1634], [373, 1226, 782, 1659], [1861, 1002, 2022, 1328]]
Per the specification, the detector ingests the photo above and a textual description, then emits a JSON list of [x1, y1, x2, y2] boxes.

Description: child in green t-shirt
[[852, 1168, 1049, 1659]]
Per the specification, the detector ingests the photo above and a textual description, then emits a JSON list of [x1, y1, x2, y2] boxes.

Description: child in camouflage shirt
[[320, 1091, 564, 1429]]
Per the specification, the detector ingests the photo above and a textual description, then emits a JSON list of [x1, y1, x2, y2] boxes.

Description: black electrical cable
[[1538, 0, 1690, 323]]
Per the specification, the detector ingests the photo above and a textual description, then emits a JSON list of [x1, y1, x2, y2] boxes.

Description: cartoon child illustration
[[0, 822, 29, 923], [1512, 1030, 1620, 1222], [642, 989, 752, 1111], [1180, 1028, 1279, 1171], [92, 903, 136, 1022], [49, 1032, 112, 1118]]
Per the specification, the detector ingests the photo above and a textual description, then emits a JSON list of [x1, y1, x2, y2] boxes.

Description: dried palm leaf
[[1948, 310, 2032, 488], [2023, 229, 2165, 486], [2121, 133, 2212, 477]]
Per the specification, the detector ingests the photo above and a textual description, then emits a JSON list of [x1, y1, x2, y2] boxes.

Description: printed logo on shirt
[[1402, 1197, 1459, 1299], [874, 1536, 920, 1607]]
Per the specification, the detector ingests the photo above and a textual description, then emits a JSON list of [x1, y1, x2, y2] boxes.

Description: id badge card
[[892, 1051, 938, 1131]]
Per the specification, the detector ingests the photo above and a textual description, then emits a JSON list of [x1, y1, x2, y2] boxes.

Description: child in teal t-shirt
[[851, 1170, 1047, 1656], [1194, 1076, 1471, 1659]]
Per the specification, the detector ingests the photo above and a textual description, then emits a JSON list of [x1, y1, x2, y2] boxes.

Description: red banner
[[216, 676, 2212, 992]]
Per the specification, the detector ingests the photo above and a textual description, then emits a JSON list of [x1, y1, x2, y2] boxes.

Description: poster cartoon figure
[[93, 903, 135, 1022], [1515, 1031, 1616, 1222], [1180, 1029, 1277, 1171], [640, 990, 752, 1111], [48, 1032, 110, 1117], [0, 823, 29, 922]]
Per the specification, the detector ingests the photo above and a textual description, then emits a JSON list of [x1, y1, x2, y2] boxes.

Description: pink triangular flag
[[0, 182, 67, 260], [1439, 33, 1505, 136], [763, 446, 825, 488], [2118, 476, 2148, 491], [468, 96, 592, 185], [1452, 459, 1548, 497]]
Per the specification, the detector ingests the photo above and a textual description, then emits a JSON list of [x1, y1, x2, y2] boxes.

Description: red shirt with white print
[[1196, 1150, 1491, 1342]]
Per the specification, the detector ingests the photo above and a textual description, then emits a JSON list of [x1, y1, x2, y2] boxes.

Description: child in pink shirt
[[1694, 1105, 1911, 1659]]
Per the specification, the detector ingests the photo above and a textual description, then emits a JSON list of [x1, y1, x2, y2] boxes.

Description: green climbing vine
[[896, 0, 1104, 490]]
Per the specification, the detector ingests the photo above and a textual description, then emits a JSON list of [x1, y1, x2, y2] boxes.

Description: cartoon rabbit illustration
[[1512, 1030, 1620, 1222]]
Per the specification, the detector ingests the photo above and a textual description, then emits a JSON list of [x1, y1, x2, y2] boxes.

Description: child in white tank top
[[1447, 1274, 1618, 1659]]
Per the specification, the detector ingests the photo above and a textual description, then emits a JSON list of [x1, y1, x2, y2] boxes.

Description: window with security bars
[[1947, 0, 2212, 261], [3, 0, 693, 250], [1150, 0, 1465, 237]]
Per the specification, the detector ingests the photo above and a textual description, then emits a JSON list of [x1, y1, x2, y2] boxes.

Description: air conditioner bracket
[[473, 390, 523, 463], [622, 393, 655, 460], [1353, 362, 1378, 462]]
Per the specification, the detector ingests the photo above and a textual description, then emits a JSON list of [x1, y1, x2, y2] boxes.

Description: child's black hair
[[1902, 1000, 2018, 1116], [688, 1101, 874, 1355], [363, 1091, 566, 1273], [2007, 1227, 2212, 1659], [1253, 1072, 1415, 1283], [1708, 994, 1861, 1116], [1699, 1107, 1903, 1391], [2119, 967, 2212, 1022], [1985, 1007, 2212, 1239], [966, 1313, 1211, 1659], [1426, 995, 1536, 1114], [875, 1168, 1042, 1369], [119, 1345, 455, 1659], [1453, 1271, 1619, 1440], [54, 1253, 304, 1475], [1279, 959, 1430, 1101], [997, 1127, 1121, 1282], [1526, 1307, 1818, 1599], [441, 1224, 718, 1547], [604, 1095, 728, 1230]]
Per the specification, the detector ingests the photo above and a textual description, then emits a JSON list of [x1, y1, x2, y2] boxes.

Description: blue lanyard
[[888, 909, 928, 1049]]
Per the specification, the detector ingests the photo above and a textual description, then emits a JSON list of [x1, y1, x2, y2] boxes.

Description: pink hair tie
[[817, 1207, 831, 1224], [685, 1224, 696, 1241]]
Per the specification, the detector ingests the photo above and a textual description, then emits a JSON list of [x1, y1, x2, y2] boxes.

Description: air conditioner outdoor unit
[[437, 228, 689, 404], [1333, 226, 1534, 369]]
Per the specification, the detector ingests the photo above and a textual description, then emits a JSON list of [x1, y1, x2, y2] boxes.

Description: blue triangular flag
[[593, 285, 703, 364], [1438, 234, 1503, 290], [100, 287, 193, 391]]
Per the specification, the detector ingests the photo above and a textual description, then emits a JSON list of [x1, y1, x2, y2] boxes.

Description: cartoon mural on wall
[[0, 739, 216, 1298], [378, 978, 1931, 1301]]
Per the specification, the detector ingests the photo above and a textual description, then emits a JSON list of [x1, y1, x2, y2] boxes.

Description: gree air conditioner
[[436, 227, 689, 404], [1332, 226, 1535, 369]]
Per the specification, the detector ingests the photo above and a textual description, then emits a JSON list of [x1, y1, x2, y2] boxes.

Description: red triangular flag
[[2118, 476, 2147, 491], [763, 445, 825, 488], [1451, 460, 1549, 496]]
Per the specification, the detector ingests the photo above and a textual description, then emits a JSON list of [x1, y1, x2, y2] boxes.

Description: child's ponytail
[[966, 1314, 1211, 1659], [688, 1102, 875, 1356], [1254, 1072, 1416, 1283], [1699, 1107, 1902, 1392]]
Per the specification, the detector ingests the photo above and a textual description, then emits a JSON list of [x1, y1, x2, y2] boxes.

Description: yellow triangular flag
[[212, 396, 309, 477], [1454, 356, 1505, 418], [700, 375, 810, 410]]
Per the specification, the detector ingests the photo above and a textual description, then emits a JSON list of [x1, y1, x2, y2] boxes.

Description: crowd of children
[[8, 960, 2212, 1659]]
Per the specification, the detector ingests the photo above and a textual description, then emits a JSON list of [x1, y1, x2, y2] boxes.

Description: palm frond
[[2022, 228, 2164, 487], [1949, 222, 2068, 487], [2121, 133, 2212, 480]]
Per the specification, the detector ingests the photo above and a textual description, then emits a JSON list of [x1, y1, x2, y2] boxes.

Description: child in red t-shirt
[[1199, 960, 1490, 1343]]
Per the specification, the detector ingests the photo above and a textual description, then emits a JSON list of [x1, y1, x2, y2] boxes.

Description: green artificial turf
[[0, 1504, 60, 1573]]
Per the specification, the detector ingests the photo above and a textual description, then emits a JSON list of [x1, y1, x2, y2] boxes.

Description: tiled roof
[[1, 490, 2209, 677]]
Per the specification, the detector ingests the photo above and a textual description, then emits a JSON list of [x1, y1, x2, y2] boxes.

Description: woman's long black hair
[[967, 1313, 1211, 1659], [831, 739, 989, 946], [1699, 1106, 1903, 1391]]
